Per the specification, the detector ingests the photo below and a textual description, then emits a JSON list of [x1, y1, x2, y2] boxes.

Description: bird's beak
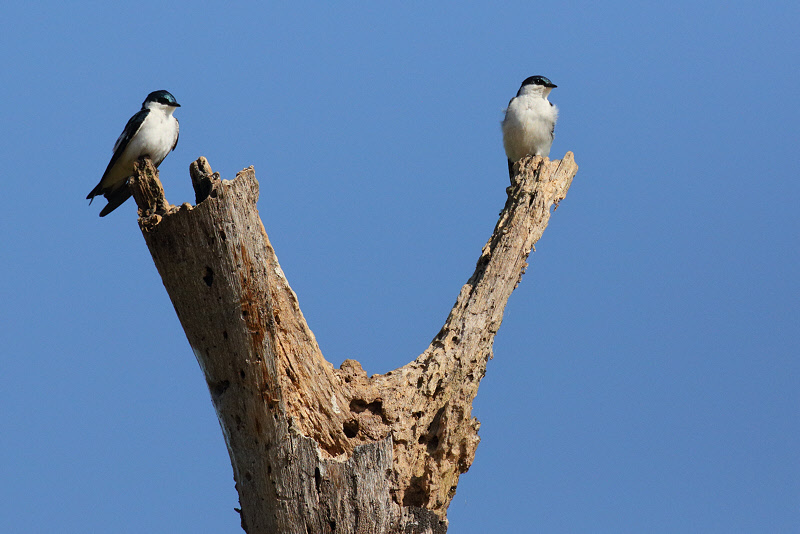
[[173, 102, 182, 107], [548, 83, 557, 88]]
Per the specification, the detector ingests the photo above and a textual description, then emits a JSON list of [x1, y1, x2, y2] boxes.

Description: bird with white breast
[[502, 75, 558, 175], [87, 90, 181, 217]]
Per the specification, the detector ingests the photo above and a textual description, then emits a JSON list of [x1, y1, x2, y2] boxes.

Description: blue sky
[[1, 2, 798, 532]]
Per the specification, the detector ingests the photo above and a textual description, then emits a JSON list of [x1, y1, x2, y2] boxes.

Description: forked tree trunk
[[128, 152, 578, 533]]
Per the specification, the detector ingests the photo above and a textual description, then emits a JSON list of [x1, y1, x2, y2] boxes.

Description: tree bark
[[129, 152, 578, 533]]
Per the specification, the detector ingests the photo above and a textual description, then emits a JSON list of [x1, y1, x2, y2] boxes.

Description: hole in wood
[[314, 467, 322, 493], [342, 419, 359, 438], [203, 266, 214, 287]]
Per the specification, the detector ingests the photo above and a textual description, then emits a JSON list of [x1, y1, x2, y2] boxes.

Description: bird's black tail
[[98, 187, 132, 217]]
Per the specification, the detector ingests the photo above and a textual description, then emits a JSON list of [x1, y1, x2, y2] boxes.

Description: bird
[[501, 75, 558, 176], [87, 90, 181, 216]]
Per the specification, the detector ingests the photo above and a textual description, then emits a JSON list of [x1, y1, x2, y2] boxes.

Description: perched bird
[[501, 75, 558, 175], [87, 90, 181, 216]]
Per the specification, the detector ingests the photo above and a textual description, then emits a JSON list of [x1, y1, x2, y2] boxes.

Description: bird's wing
[[104, 109, 149, 181], [172, 118, 179, 152], [87, 109, 149, 201]]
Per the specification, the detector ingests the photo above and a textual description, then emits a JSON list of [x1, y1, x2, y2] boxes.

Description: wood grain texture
[[129, 153, 578, 533]]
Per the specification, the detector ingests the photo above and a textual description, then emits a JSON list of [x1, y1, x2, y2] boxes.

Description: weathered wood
[[129, 153, 578, 532], [337, 153, 579, 512], [130, 157, 171, 218]]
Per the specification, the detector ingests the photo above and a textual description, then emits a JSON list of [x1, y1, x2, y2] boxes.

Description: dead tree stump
[[128, 153, 578, 533]]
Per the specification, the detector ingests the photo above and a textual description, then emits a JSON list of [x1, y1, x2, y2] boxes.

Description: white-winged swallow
[[87, 90, 180, 216], [502, 76, 558, 175]]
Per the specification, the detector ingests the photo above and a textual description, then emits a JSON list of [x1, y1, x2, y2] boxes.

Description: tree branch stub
[[128, 153, 578, 533]]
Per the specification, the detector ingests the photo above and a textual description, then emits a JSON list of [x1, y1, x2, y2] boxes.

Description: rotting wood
[[129, 153, 578, 533]]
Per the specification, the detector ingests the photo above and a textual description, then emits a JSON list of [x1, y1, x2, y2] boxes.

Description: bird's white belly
[[503, 112, 553, 160], [106, 115, 177, 187], [125, 114, 176, 167], [502, 98, 557, 161]]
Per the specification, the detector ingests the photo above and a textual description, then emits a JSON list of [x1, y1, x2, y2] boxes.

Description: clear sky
[[1, 2, 798, 532]]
